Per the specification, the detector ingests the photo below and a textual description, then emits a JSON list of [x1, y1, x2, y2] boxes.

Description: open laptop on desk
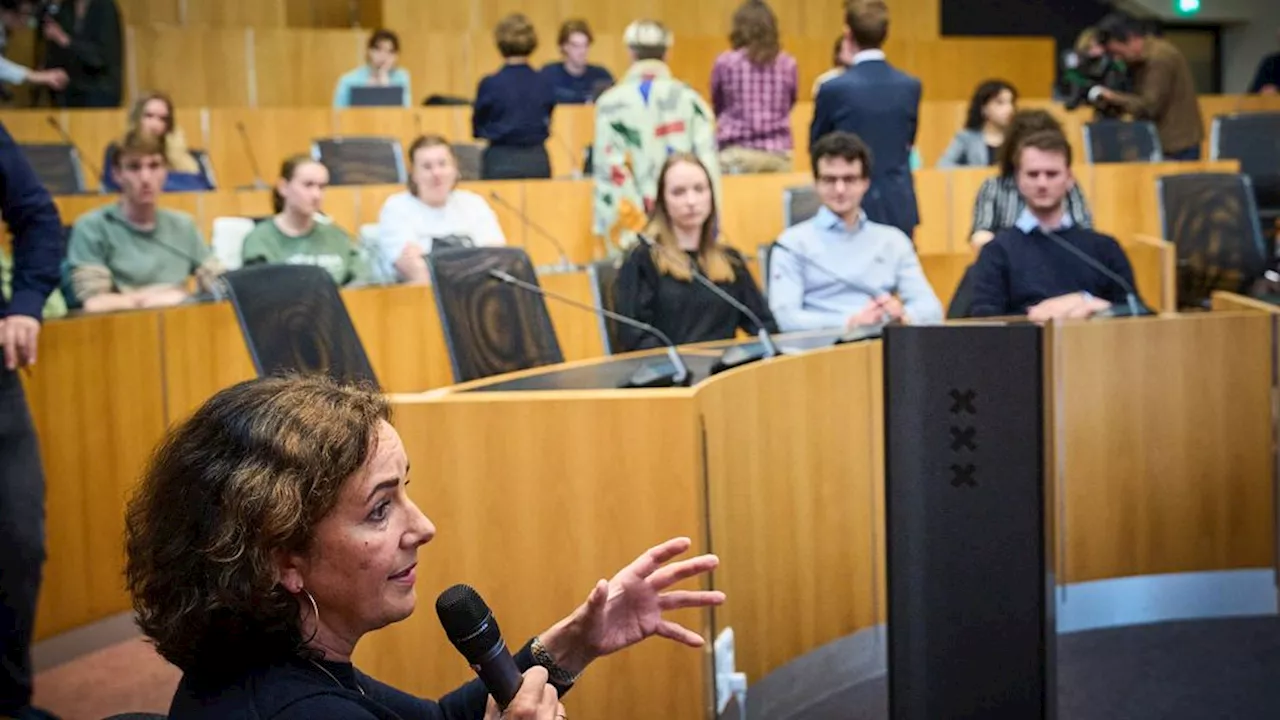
[[350, 85, 406, 107]]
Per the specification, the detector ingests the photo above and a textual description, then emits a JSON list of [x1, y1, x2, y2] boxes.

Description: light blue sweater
[[333, 66, 413, 108]]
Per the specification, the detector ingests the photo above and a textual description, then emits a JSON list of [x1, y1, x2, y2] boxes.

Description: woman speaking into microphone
[[124, 375, 723, 719]]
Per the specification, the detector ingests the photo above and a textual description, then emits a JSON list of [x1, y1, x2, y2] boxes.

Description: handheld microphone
[[1040, 228, 1150, 318], [45, 115, 103, 194], [436, 584, 523, 709], [234, 122, 269, 190], [488, 268, 692, 387], [486, 191, 578, 274], [638, 235, 779, 370]]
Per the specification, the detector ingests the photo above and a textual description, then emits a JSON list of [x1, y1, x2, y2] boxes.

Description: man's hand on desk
[[82, 286, 190, 313], [1027, 292, 1112, 323], [846, 294, 904, 331], [0, 315, 41, 370]]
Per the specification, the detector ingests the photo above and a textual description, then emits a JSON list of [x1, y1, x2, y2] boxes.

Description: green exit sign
[[1175, 0, 1201, 15]]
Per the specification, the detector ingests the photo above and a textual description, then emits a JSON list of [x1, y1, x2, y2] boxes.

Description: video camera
[[1059, 49, 1129, 117]]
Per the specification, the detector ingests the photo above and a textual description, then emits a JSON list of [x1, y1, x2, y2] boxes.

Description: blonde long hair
[[644, 154, 735, 284], [128, 91, 200, 174]]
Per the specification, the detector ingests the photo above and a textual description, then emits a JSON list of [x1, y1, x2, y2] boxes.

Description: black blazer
[[810, 58, 922, 235], [45, 0, 123, 108]]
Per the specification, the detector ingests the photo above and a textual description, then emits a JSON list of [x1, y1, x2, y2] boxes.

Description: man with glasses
[[769, 131, 942, 332]]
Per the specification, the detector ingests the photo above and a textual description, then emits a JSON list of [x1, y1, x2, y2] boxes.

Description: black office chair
[[586, 258, 622, 355], [757, 242, 775, 297], [312, 137, 406, 185], [19, 143, 87, 194], [190, 148, 218, 190], [451, 143, 484, 182], [220, 264, 379, 388], [1082, 120, 1162, 163], [947, 265, 979, 319], [1158, 173, 1269, 309], [426, 247, 564, 383], [1211, 113, 1280, 235], [783, 186, 821, 227]]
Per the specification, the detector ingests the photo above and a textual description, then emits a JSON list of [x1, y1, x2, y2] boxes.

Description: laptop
[[350, 85, 406, 107]]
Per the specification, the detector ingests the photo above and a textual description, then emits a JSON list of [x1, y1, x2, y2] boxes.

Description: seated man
[[968, 130, 1136, 321], [769, 131, 942, 332], [66, 130, 221, 313]]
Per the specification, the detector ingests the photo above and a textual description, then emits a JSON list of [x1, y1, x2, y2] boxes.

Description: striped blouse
[[970, 175, 1094, 235]]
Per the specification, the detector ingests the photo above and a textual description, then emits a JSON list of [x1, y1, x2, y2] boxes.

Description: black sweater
[[968, 225, 1137, 317], [46, 0, 124, 107], [613, 245, 779, 352]]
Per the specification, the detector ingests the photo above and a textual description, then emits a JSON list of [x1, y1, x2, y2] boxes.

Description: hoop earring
[[300, 588, 321, 645]]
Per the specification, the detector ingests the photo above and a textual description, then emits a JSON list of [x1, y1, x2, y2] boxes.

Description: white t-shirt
[[374, 190, 506, 281]]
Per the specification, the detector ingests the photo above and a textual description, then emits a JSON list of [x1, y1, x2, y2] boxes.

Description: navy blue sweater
[[473, 64, 554, 147], [541, 62, 614, 105], [0, 121, 64, 322], [968, 225, 1137, 317]]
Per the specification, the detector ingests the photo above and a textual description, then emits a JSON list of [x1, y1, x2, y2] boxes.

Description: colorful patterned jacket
[[591, 60, 721, 253]]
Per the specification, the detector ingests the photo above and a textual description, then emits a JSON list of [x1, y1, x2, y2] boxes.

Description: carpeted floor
[[32, 637, 178, 719], [747, 616, 1280, 720]]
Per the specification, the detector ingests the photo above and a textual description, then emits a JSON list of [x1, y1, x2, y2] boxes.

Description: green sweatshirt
[[241, 219, 370, 287]]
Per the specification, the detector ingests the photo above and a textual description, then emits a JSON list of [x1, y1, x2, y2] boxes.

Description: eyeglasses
[[817, 174, 864, 187]]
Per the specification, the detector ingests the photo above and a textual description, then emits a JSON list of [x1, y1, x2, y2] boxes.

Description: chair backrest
[[783, 186, 821, 227], [427, 247, 564, 382], [312, 136, 406, 185], [211, 216, 257, 271], [221, 264, 379, 387], [586, 258, 622, 355], [1082, 120, 1162, 163], [19, 143, 86, 194], [1157, 172, 1268, 308], [758, 242, 775, 297], [947, 264, 979, 319], [190, 148, 218, 189], [1211, 113, 1280, 192], [451, 142, 484, 182]]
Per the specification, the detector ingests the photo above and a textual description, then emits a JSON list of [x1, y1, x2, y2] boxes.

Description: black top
[[968, 225, 1137, 317], [472, 64, 555, 147], [46, 0, 124, 107], [1250, 53, 1280, 94], [540, 62, 615, 105], [169, 641, 550, 719], [0, 121, 63, 321], [985, 144, 999, 166], [614, 245, 779, 352]]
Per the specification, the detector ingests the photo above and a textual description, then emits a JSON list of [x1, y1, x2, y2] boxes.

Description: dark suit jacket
[[810, 58, 921, 235]]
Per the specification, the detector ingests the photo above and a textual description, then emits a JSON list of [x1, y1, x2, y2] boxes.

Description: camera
[[1059, 50, 1128, 117]]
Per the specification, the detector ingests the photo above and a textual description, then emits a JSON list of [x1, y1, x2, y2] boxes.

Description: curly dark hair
[[729, 0, 781, 66], [125, 374, 390, 676], [996, 109, 1064, 178], [964, 79, 1018, 131]]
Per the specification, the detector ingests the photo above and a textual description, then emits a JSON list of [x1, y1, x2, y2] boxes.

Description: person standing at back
[[42, 0, 123, 108], [809, 0, 921, 238], [593, 19, 720, 254], [1092, 12, 1204, 161], [710, 0, 798, 175], [472, 14, 556, 180], [541, 19, 614, 105]]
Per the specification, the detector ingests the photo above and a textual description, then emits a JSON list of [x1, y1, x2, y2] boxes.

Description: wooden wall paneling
[[1084, 160, 1235, 243], [353, 184, 407, 228], [358, 391, 708, 719], [520, 179, 597, 266], [895, 38, 1056, 103], [379, 0, 472, 38], [4, 111, 67, 143], [540, 271, 605, 360], [333, 108, 421, 156], [790, 104, 811, 173], [131, 27, 253, 107], [913, 168, 951, 254], [65, 110, 129, 191], [416, 107, 473, 144], [664, 35, 726, 100], [547, 105, 594, 179], [399, 33, 478, 102], [197, 189, 275, 238], [456, 179, 527, 248], [287, 0, 359, 28], [719, 172, 812, 255], [918, 252, 970, 311], [116, 0, 180, 25], [945, 166, 997, 249], [54, 195, 121, 226], [1121, 235, 1176, 314], [184, 0, 288, 27], [1057, 314, 1274, 582], [916, 100, 967, 169], [343, 284, 453, 392], [204, 108, 335, 189], [159, 302, 257, 422], [253, 29, 366, 107], [320, 186, 363, 236], [27, 312, 167, 639], [701, 342, 883, 682], [357, 0, 383, 29]]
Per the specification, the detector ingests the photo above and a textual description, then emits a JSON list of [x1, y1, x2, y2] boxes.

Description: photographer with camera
[[1090, 12, 1204, 161], [1059, 27, 1129, 119], [42, 0, 122, 108]]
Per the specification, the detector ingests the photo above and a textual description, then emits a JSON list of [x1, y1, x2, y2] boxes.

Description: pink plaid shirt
[[710, 48, 798, 153]]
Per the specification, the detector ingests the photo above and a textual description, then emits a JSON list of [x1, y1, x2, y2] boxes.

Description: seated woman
[[333, 28, 412, 108], [969, 110, 1094, 252], [473, 14, 555, 180], [376, 135, 506, 283], [241, 155, 370, 286], [614, 153, 778, 352], [102, 91, 210, 193], [125, 374, 723, 718], [938, 79, 1017, 168]]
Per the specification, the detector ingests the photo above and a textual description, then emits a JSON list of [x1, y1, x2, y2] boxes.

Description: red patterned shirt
[[710, 48, 798, 153]]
